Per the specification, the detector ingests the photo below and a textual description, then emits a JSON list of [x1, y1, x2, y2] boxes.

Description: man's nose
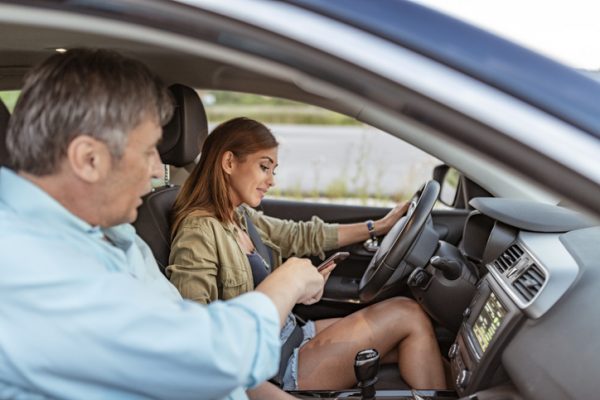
[[150, 150, 164, 180]]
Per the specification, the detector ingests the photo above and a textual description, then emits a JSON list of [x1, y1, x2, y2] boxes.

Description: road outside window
[[203, 90, 440, 207]]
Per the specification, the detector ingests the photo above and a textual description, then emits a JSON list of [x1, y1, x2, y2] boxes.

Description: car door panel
[[260, 198, 469, 245], [258, 198, 390, 224]]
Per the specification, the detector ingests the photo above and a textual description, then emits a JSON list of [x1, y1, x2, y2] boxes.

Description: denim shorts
[[280, 320, 316, 391]]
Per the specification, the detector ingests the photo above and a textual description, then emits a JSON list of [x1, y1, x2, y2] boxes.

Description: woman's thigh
[[314, 317, 340, 334], [297, 297, 423, 389]]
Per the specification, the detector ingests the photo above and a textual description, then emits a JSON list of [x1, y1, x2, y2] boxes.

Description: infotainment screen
[[472, 292, 506, 353]]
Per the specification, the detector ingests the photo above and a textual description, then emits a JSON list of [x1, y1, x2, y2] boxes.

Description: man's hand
[[255, 257, 324, 327], [276, 257, 325, 305]]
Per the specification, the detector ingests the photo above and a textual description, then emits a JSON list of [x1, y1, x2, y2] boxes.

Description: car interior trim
[[487, 233, 579, 319]]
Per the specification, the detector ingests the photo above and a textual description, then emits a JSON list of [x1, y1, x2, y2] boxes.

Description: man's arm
[[247, 381, 298, 400], [2, 238, 325, 400]]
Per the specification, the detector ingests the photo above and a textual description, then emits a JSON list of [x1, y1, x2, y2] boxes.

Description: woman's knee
[[369, 297, 433, 332], [371, 296, 421, 315]]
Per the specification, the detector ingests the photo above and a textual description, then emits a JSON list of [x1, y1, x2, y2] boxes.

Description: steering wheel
[[358, 180, 440, 302]]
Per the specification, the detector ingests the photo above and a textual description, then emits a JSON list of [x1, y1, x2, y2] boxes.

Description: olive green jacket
[[166, 205, 339, 304]]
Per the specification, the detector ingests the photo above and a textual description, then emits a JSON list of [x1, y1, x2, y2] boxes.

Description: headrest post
[[163, 164, 170, 186]]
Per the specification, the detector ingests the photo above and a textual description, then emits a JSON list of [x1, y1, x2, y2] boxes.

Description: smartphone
[[317, 251, 350, 271]]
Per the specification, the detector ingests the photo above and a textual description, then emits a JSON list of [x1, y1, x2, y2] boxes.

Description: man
[[0, 49, 325, 400]]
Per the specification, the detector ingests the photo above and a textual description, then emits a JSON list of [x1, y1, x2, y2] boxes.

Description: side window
[[203, 90, 439, 206], [0, 91, 20, 112]]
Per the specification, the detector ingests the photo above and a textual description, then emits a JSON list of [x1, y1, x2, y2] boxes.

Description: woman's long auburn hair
[[170, 117, 279, 237]]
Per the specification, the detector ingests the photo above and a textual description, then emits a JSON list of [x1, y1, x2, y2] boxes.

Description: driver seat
[[133, 84, 208, 273]]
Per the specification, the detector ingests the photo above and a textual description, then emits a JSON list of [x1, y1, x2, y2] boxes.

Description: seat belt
[[244, 212, 273, 271], [244, 211, 304, 386]]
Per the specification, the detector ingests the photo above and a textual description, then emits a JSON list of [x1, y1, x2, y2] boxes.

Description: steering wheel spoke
[[358, 180, 440, 302]]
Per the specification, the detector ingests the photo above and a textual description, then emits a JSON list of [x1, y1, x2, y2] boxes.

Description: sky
[[412, 0, 600, 71]]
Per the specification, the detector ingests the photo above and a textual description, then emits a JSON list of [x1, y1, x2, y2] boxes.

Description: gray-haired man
[[0, 48, 324, 400]]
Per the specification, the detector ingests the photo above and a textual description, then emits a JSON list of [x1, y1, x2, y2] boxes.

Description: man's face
[[98, 116, 163, 227]]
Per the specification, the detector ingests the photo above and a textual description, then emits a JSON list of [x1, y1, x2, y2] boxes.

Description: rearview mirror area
[[433, 164, 459, 206]]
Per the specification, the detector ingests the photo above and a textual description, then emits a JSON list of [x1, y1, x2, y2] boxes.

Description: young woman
[[167, 117, 446, 392]]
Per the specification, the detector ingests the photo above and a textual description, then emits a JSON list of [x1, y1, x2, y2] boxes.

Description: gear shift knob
[[354, 348, 379, 399]]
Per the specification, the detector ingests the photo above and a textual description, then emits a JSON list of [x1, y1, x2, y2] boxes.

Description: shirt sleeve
[[2, 248, 280, 400], [167, 222, 220, 304], [245, 206, 339, 259]]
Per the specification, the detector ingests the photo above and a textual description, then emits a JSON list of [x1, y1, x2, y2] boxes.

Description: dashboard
[[446, 198, 598, 399]]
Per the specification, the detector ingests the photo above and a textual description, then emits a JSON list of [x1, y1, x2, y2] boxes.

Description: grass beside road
[[206, 104, 360, 125], [203, 90, 360, 125], [0, 91, 19, 112]]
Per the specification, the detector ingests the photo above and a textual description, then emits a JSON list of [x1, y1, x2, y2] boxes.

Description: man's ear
[[66, 135, 111, 183], [221, 151, 235, 175]]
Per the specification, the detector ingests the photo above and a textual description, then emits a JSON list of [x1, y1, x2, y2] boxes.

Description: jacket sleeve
[[167, 221, 219, 304], [245, 206, 339, 259]]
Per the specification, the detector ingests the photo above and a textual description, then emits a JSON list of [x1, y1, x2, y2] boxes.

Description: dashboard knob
[[456, 369, 471, 389], [448, 343, 459, 359], [462, 307, 471, 319]]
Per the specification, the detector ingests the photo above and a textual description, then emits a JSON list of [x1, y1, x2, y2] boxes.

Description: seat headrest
[[158, 84, 208, 167], [0, 99, 10, 167]]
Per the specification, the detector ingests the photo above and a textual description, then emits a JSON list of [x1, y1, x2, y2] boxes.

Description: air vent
[[493, 244, 524, 273], [512, 264, 546, 302]]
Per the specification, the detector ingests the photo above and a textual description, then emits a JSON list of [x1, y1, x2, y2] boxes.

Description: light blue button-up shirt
[[0, 168, 281, 400]]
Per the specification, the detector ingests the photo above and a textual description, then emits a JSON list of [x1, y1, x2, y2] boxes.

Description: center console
[[449, 274, 523, 396]]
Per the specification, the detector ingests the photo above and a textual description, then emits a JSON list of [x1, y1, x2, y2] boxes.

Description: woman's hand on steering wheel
[[358, 180, 440, 303], [375, 201, 411, 235]]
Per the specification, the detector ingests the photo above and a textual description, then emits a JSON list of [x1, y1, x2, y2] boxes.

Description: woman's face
[[226, 147, 278, 207]]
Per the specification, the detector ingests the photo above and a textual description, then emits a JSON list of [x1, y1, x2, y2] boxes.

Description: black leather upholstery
[[374, 365, 410, 390], [135, 186, 180, 271], [0, 99, 10, 167], [158, 84, 208, 167], [133, 84, 208, 273]]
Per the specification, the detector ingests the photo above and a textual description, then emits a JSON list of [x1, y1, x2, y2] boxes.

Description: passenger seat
[[0, 99, 10, 167], [133, 84, 208, 273]]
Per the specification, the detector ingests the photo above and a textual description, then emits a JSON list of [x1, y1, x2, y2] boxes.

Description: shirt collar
[[103, 223, 136, 249]]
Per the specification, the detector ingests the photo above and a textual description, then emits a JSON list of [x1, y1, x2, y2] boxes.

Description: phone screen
[[317, 251, 350, 271]]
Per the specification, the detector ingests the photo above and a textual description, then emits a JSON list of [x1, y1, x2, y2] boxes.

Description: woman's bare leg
[[296, 297, 445, 390], [314, 317, 341, 333]]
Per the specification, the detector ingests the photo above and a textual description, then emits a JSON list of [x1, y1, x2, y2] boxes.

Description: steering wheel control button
[[448, 343, 459, 359], [456, 369, 471, 389], [407, 267, 431, 289]]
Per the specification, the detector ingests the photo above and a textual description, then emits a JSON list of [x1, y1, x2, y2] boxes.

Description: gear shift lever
[[354, 348, 380, 400]]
